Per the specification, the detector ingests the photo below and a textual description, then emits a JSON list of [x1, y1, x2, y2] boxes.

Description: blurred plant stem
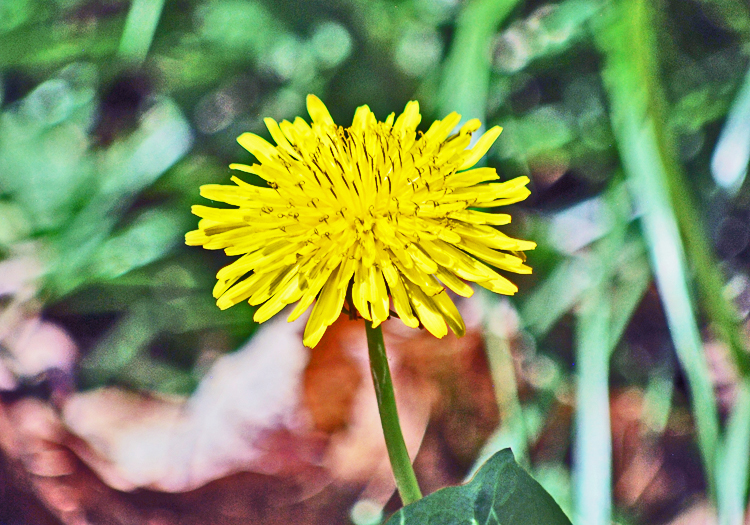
[[118, 0, 166, 63], [572, 182, 631, 525], [482, 321, 529, 466], [717, 379, 750, 525], [574, 270, 611, 525], [438, 0, 521, 122], [365, 322, 422, 505], [595, 0, 721, 497]]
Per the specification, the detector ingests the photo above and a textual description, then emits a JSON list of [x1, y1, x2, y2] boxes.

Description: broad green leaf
[[385, 449, 571, 525]]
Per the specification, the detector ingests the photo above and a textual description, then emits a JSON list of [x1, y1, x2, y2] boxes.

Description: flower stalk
[[365, 321, 422, 505]]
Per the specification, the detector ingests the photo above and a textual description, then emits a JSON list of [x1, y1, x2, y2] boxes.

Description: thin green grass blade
[[717, 380, 750, 525], [572, 181, 634, 525], [438, 0, 521, 121], [118, 0, 166, 63], [711, 66, 750, 194], [594, 0, 720, 496], [521, 256, 594, 338], [471, 300, 530, 475], [642, 370, 675, 435], [573, 272, 612, 525]]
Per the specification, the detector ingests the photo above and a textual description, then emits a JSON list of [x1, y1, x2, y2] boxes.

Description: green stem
[[365, 322, 422, 505], [118, 0, 166, 63], [594, 0, 720, 496], [438, 0, 522, 121], [574, 274, 612, 525]]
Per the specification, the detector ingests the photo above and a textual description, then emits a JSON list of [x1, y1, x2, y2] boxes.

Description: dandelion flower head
[[186, 95, 535, 347]]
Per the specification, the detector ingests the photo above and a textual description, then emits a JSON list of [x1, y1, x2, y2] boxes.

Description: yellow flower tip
[[216, 296, 234, 310], [237, 132, 277, 163], [185, 230, 204, 246], [459, 118, 482, 135], [459, 125, 504, 171], [302, 319, 328, 348], [306, 94, 334, 126], [189, 94, 535, 344]]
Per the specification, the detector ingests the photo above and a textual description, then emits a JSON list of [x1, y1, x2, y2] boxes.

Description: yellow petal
[[302, 266, 346, 347], [477, 276, 518, 295], [404, 280, 448, 338], [351, 105, 372, 132], [253, 293, 289, 323], [216, 271, 264, 309], [448, 210, 512, 226], [458, 125, 503, 170], [370, 265, 390, 326], [381, 259, 419, 328], [435, 266, 473, 298], [458, 238, 532, 274], [264, 117, 299, 157], [185, 229, 208, 246], [423, 112, 461, 146], [393, 100, 421, 134], [459, 118, 481, 135], [352, 262, 371, 320], [432, 290, 466, 337], [237, 133, 278, 163], [306, 94, 335, 126], [213, 274, 241, 299], [448, 167, 499, 187], [406, 243, 438, 274]]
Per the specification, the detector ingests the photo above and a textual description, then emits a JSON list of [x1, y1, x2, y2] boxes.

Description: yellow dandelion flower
[[186, 95, 535, 348]]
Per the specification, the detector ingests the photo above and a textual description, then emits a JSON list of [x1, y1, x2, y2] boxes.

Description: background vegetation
[[1, 0, 750, 523]]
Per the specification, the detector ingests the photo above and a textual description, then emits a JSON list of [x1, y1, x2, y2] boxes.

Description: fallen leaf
[[63, 314, 323, 492], [3, 316, 78, 379]]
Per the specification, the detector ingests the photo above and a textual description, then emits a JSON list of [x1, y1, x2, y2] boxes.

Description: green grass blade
[[594, 0, 720, 495], [717, 380, 750, 525], [573, 273, 612, 525], [438, 0, 521, 121], [711, 66, 750, 193], [472, 300, 530, 474], [521, 256, 594, 338], [118, 0, 166, 63]]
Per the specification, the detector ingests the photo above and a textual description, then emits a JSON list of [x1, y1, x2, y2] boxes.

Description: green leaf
[[385, 449, 571, 525]]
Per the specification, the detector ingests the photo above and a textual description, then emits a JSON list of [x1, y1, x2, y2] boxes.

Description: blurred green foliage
[[3, 0, 750, 523]]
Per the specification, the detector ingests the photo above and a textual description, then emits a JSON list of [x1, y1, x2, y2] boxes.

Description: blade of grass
[[438, 0, 521, 121], [574, 267, 611, 525], [476, 299, 529, 472], [642, 370, 675, 435], [521, 256, 595, 338], [607, 238, 650, 355], [572, 181, 633, 525], [711, 66, 750, 193], [118, 0, 166, 63], [717, 380, 750, 525], [594, 0, 720, 496]]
